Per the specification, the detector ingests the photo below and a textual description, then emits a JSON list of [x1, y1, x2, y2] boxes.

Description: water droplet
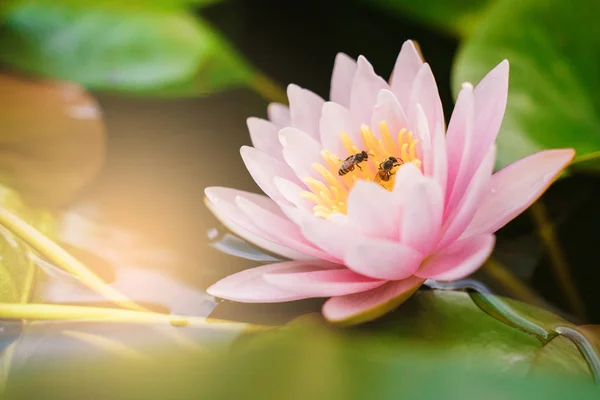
[[490, 188, 497, 194], [207, 228, 219, 240]]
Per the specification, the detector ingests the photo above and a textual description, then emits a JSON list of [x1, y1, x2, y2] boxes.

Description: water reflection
[[207, 227, 281, 263]]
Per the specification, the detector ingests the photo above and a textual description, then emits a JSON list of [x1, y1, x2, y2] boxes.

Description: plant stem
[[0, 207, 145, 312], [249, 73, 288, 104], [0, 303, 271, 333], [529, 201, 587, 321], [483, 258, 546, 308], [555, 326, 600, 385]]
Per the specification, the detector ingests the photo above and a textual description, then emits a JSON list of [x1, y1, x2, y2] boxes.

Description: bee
[[338, 150, 370, 176], [375, 156, 404, 182]]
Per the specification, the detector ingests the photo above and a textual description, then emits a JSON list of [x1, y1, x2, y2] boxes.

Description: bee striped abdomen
[[338, 151, 369, 176], [338, 163, 355, 176]]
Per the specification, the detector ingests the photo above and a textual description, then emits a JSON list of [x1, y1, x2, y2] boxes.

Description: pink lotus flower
[[205, 40, 574, 325]]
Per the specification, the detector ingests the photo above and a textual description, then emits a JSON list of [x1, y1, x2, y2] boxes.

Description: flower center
[[300, 121, 422, 219]]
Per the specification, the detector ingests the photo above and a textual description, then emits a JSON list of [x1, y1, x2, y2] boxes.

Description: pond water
[[2, 2, 600, 398]]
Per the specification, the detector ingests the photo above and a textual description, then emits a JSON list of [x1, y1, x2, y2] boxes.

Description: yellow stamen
[[300, 121, 423, 219]]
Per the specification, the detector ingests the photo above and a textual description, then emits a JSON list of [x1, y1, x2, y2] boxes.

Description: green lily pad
[[213, 290, 594, 378], [4, 312, 600, 400], [0, 1, 254, 95], [452, 0, 600, 172]]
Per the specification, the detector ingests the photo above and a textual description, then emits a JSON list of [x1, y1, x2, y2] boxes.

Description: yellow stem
[[0, 303, 271, 333], [0, 207, 145, 312], [483, 258, 546, 308], [529, 201, 587, 321], [249, 73, 288, 104]]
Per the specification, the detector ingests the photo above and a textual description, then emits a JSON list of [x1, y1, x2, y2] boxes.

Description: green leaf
[[5, 314, 600, 399], [0, 1, 254, 95], [359, 0, 496, 38], [452, 0, 600, 172], [361, 291, 564, 373], [213, 290, 596, 378]]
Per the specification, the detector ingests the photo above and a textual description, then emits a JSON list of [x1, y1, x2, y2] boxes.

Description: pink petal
[[287, 84, 325, 141], [330, 53, 358, 107], [267, 103, 291, 128], [205, 186, 282, 229], [464, 61, 509, 179], [444, 83, 475, 216], [463, 149, 575, 237], [276, 200, 306, 226], [438, 145, 495, 249], [247, 117, 284, 161], [398, 169, 443, 255], [391, 161, 423, 194], [264, 267, 385, 297], [389, 40, 424, 113], [431, 119, 448, 195], [322, 276, 424, 325], [349, 56, 389, 125], [205, 187, 314, 260], [347, 180, 402, 240], [274, 177, 314, 212], [235, 196, 338, 262], [320, 102, 360, 158], [344, 237, 424, 280], [371, 89, 410, 139], [279, 127, 324, 182], [240, 145, 301, 205], [299, 213, 362, 260], [207, 261, 337, 303], [415, 104, 433, 176], [416, 234, 495, 280], [407, 64, 444, 137]]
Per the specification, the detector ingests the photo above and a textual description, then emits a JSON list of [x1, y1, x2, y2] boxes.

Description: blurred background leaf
[[0, 0, 255, 97], [452, 0, 600, 172], [359, 0, 496, 38]]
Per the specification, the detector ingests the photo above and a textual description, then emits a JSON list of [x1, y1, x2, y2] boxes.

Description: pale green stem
[[0, 207, 146, 312], [0, 303, 271, 333], [555, 326, 600, 385], [529, 202, 587, 321]]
